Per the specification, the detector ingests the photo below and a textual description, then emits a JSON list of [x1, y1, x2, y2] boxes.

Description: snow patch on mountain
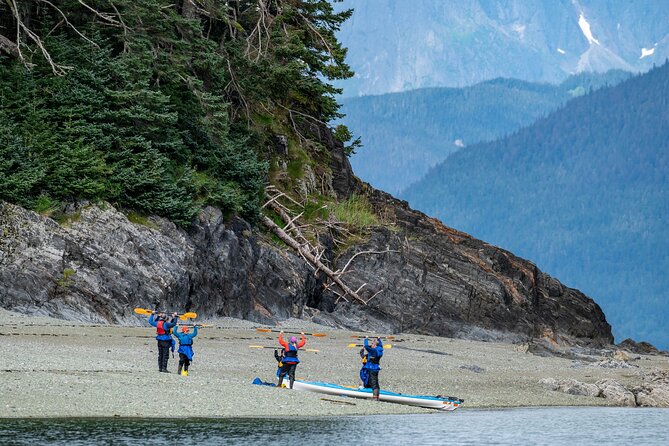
[[512, 23, 526, 40], [640, 46, 656, 59], [578, 14, 600, 46]]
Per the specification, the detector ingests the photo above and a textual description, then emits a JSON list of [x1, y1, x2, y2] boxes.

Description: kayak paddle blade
[[133, 307, 152, 315]]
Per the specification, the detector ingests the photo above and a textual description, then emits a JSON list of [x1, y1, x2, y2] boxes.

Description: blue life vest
[[178, 345, 194, 360], [173, 327, 197, 360], [363, 340, 383, 371], [360, 368, 370, 387], [282, 344, 300, 364]]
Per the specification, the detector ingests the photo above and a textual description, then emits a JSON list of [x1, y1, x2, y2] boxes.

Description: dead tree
[[261, 187, 395, 305], [261, 215, 368, 305]]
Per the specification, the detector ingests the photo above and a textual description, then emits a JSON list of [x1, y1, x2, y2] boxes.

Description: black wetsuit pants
[[278, 363, 297, 388], [367, 370, 380, 391], [178, 353, 191, 374], [157, 339, 171, 372]]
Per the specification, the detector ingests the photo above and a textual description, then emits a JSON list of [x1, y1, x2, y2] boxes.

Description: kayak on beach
[[252, 378, 463, 411]]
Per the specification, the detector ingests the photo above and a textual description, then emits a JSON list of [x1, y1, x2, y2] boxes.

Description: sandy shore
[[1, 309, 667, 418]]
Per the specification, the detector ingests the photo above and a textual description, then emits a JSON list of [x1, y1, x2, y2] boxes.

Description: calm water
[[1, 407, 668, 445]]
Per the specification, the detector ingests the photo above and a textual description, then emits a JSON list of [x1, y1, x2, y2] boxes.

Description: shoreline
[[2, 309, 668, 418], [3, 405, 668, 421]]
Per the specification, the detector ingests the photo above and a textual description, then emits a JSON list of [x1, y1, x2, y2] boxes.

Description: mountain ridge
[[341, 70, 630, 195], [335, 0, 669, 96], [402, 61, 669, 348]]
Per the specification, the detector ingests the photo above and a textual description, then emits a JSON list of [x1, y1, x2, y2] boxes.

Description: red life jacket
[[156, 320, 167, 335]]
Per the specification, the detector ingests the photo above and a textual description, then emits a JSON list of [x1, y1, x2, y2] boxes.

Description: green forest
[[0, 0, 354, 226], [340, 71, 630, 194], [402, 62, 669, 348]]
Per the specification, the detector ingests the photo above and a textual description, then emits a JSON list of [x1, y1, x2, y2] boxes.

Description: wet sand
[[1, 309, 667, 417]]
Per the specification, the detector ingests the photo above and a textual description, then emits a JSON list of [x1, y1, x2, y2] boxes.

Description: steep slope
[[402, 62, 669, 348], [341, 71, 630, 194], [334, 0, 669, 96]]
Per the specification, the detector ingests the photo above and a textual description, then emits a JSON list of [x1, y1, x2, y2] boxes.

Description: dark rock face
[[0, 204, 314, 324], [314, 188, 612, 345], [618, 338, 668, 356], [0, 129, 613, 345]]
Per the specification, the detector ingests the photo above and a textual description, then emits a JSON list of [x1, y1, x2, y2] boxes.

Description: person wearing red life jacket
[[148, 312, 178, 372], [277, 331, 306, 389]]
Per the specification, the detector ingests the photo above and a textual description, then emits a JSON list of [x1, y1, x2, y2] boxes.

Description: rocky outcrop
[[0, 203, 316, 324], [312, 187, 612, 344], [0, 195, 612, 344], [596, 379, 637, 407], [539, 378, 601, 398], [541, 370, 669, 407], [0, 125, 613, 344], [618, 338, 669, 356]]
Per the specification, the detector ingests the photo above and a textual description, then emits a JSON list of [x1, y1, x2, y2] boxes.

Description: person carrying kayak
[[173, 324, 198, 376], [361, 336, 384, 400], [277, 330, 306, 389], [148, 312, 178, 373]]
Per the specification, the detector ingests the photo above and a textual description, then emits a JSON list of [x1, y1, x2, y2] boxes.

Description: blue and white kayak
[[291, 380, 463, 411]]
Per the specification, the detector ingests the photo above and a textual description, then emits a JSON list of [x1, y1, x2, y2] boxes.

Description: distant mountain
[[335, 0, 669, 96], [401, 62, 669, 349], [342, 71, 630, 195]]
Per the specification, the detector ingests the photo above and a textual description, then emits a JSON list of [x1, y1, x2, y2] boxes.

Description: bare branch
[[9, 0, 70, 75], [39, 0, 98, 48], [298, 11, 335, 59], [109, 1, 131, 53], [365, 290, 384, 304], [354, 283, 367, 294], [266, 186, 304, 208], [339, 249, 398, 275], [78, 0, 122, 26], [225, 58, 250, 121], [284, 211, 304, 232], [262, 216, 367, 305], [245, 0, 274, 62]]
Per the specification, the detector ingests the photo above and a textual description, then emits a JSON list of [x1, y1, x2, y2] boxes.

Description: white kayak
[[291, 380, 463, 411]]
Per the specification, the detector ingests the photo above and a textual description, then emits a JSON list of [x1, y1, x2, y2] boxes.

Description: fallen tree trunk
[[261, 215, 367, 305]]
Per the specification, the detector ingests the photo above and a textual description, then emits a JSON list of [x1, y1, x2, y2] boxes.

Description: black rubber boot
[[161, 352, 169, 372]]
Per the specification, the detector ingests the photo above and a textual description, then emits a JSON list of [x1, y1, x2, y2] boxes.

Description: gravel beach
[[1, 309, 667, 418]]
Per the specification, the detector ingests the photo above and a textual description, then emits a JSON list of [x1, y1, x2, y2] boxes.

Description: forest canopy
[[0, 0, 353, 225]]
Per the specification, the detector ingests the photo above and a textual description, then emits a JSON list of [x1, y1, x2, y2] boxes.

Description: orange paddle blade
[[133, 308, 152, 315]]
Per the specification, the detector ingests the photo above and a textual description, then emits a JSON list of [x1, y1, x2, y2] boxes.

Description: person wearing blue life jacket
[[173, 325, 198, 376], [148, 312, 178, 373], [361, 336, 383, 400], [277, 331, 306, 389]]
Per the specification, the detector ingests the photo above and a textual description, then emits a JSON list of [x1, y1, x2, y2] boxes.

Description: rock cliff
[[0, 133, 612, 346]]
